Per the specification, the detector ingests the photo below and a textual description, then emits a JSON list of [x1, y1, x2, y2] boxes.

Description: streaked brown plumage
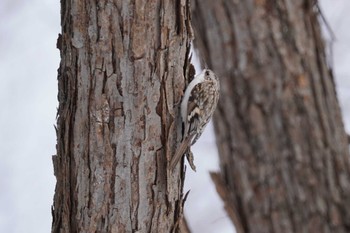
[[170, 69, 220, 170]]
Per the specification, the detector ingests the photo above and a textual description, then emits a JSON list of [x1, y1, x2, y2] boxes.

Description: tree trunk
[[52, 1, 193, 232], [192, 0, 350, 233]]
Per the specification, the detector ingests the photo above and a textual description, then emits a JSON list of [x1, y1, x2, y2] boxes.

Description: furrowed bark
[[52, 1, 193, 232]]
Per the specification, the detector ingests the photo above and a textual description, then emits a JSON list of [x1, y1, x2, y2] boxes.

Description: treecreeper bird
[[170, 69, 220, 170]]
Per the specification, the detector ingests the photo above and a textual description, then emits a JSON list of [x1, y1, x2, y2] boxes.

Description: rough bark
[[192, 0, 350, 233], [52, 0, 193, 232]]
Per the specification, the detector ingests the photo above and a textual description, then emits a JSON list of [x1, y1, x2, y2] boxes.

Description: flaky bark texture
[[192, 0, 350, 233], [52, 1, 193, 232]]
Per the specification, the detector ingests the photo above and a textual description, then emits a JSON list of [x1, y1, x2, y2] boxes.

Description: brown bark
[[192, 0, 350, 233], [52, 0, 193, 232]]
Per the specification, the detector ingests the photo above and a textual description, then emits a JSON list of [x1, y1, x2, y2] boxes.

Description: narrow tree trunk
[[192, 0, 350, 232], [52, 1, 193, 232]]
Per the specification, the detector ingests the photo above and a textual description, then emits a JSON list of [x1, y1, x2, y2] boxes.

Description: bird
[[170, 69, 220, 170]]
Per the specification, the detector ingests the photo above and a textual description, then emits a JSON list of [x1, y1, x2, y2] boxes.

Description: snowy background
[[0, 1, 349, 233]]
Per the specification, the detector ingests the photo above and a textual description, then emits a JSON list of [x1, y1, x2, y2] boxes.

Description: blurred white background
[[0, 1, 349, 233]]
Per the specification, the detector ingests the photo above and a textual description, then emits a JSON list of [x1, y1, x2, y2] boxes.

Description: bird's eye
[[205, 71, 210, 76]]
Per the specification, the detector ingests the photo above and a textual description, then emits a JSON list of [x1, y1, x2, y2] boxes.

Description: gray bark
[[52, 1, 193, 232], [192, 0, 350, 232]]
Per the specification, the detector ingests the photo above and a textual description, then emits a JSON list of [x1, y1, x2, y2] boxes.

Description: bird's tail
[[170, 136, 192, 170]]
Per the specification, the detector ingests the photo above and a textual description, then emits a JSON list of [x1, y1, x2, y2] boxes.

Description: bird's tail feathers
[[170, 136, 192, 170]]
